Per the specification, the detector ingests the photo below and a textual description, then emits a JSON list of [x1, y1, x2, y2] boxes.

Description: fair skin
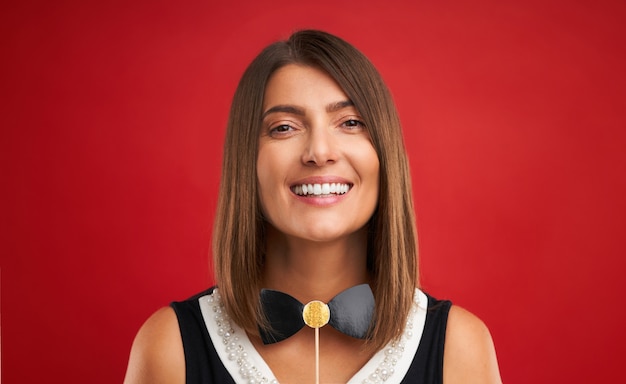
[[252, 64, 381, 382], [256, 64, 380, 303], [124, 65, 502, 383]]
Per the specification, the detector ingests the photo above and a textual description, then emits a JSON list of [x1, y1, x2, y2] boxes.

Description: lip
[[289, 175, 352, 186], [289, 176, 353, 206]]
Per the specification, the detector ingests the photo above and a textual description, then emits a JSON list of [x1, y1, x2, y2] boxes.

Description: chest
[[251, 327, 374, 383]]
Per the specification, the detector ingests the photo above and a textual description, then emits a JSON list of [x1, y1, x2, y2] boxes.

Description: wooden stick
[[315, 327, 320, 384]]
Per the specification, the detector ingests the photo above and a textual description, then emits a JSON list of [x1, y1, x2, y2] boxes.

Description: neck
[[261, 225, 370, 303]]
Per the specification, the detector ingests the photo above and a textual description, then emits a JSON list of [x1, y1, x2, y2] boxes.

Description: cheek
[[256, 144, 274, 185], [371, 161, 381, 201], [256, 150, 268, 209], [361, 147, 381, 205], [256, 147, 281, 216], [360, 146, 381, 185]]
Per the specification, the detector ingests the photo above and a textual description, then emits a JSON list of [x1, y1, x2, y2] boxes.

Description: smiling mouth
[[291, 183, 352, 196]]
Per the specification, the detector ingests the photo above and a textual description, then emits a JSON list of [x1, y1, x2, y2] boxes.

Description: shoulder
[[443, 305, 502, 384], [124, 306, 185, 384]]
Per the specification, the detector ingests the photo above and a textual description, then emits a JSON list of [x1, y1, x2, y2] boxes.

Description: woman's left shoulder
[[443, 305, 503, 384]]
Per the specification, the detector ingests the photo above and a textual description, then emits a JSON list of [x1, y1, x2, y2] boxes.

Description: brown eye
[[268, 124, 296, 137], [273, 125, 291, 132], [342, 119, 365, 129]]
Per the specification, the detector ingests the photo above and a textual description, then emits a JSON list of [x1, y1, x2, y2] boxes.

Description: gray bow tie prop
[[258, 284, 375, 345]]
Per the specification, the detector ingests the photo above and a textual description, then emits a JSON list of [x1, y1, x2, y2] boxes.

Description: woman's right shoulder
[[123, 306, 185, 384]]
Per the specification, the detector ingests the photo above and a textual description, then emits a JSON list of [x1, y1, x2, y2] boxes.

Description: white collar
[[199, 288, 428, 384]]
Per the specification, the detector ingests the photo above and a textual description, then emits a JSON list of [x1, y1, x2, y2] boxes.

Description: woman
[[124, 30, 501, 383]]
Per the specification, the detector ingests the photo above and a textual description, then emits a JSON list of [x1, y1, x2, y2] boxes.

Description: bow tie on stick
[[258, 284, 375, 345]]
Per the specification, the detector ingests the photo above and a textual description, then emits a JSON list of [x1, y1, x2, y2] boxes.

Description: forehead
[[262, 64, 351, 111]]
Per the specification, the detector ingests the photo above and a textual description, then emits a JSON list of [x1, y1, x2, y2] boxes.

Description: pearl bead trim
[[199, 289, 427, 384]]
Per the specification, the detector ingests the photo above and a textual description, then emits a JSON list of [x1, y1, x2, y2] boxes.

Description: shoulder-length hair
[[213, 30, 418, 351]]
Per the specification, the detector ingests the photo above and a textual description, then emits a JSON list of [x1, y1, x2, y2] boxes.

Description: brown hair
[[213, 30, 418, 351]]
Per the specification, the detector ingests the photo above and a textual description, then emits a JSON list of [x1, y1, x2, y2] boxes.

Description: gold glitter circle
[[302, 300, 330, 329]]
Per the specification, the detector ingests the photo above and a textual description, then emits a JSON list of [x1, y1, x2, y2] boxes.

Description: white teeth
[[293, 183, 351, 196]]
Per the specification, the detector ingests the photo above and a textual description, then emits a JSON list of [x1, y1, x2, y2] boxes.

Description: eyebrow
[[261, 105, 305, 119], [326, 100, 355, 113], [261, 100, 355, 120]]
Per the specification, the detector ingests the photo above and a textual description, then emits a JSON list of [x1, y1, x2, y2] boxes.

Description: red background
[[2, 0, 625, 383]]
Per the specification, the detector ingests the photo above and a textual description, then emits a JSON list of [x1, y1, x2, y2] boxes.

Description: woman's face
[[257, 64, 380, 243]]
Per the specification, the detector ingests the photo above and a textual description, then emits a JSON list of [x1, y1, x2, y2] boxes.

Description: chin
[[294, 225, 366, 244]]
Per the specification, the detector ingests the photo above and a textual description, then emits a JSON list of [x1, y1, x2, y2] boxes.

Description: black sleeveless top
[[171, 287, 451, 384]]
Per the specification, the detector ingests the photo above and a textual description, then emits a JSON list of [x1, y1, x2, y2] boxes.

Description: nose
[[301, 126, 337, 166]]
